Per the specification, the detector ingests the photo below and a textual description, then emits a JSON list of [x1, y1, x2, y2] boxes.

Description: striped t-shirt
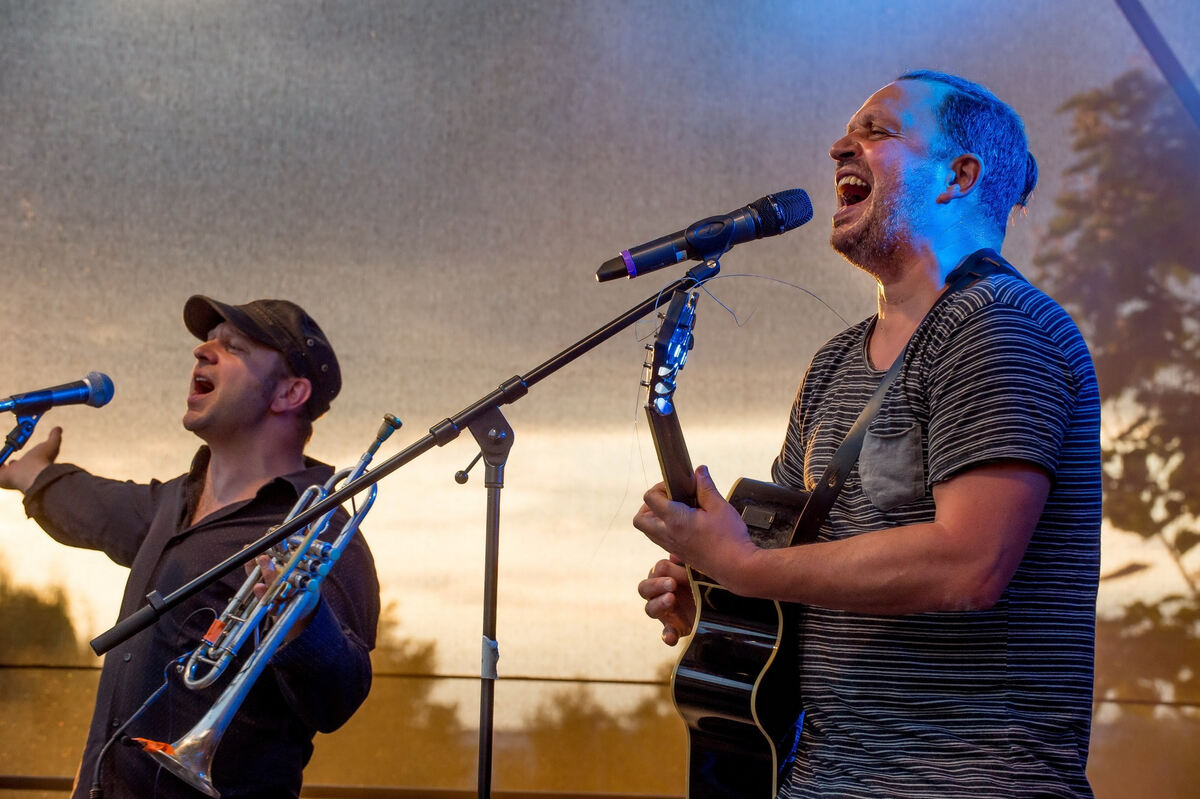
[[772, 256, 1101, 798]]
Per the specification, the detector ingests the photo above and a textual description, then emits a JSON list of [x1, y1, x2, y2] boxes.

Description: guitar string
[[586, 270, 850, 567]]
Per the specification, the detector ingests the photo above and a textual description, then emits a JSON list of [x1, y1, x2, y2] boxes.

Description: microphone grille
[[85, 372, 115, 408], [764, 189, 813, 233]]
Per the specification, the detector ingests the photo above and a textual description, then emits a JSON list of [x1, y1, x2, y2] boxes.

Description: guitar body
[[643, 291, 816, 797], [673, 478, 815, 798]]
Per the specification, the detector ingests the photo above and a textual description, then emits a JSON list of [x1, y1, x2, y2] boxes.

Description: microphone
[[0, 372, 115, 415], [596, 188, 813, 282]]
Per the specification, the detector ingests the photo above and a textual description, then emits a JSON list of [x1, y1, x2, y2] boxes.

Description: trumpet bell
[[139, 730, 222, 798]]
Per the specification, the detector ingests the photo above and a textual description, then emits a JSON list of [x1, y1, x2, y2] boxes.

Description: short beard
[[830, 163, 936, 281]]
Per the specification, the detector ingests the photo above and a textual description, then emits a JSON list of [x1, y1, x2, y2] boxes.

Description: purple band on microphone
[[621, 250, 637, 278]]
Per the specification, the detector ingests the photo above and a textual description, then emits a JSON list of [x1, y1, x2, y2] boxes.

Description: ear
[[270, 376, 312, 415], [936, 153, 983, 205]]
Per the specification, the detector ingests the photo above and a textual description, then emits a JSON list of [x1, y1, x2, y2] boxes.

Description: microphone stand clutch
[[0, 411, 42, 467]]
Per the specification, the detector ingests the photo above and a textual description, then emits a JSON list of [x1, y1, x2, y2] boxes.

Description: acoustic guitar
[[642, 289, 816, 798]]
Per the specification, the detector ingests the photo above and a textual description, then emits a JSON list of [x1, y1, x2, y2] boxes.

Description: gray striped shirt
[[773, 263, 1101, 798]]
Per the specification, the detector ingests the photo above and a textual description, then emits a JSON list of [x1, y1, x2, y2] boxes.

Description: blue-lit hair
[[898, 70, 1038, 233]]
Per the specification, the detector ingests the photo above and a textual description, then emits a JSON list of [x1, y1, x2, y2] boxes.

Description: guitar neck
[[646, 406, 698, 508]]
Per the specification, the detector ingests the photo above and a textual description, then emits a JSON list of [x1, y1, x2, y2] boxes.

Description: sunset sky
[[2, 0, 1197, 702]]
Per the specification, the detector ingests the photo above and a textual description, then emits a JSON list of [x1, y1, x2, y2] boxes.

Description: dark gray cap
[[183, 295, 341, 419]]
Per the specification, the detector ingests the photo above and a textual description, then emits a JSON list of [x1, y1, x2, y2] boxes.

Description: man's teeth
[[837, 174, 870, 206]]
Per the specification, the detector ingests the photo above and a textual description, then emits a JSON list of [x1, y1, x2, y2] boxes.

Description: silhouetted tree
[[495, 662, 685, 794], [0, 578, 475, 789], [1032, 69, 1200, 796], [0, 569, 95, 777], [0, 568, 89, 665], [305, 600, 474, 786], [1033, 69, 1200, 564]]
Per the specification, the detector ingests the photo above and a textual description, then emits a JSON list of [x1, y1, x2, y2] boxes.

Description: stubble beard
[[181, 374, 278, 442], [830, 168, 932, 283]]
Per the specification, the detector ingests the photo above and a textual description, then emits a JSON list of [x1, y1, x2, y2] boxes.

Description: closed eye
[[213, 333, 247, 354]]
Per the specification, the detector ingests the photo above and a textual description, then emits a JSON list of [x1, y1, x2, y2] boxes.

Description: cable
[[88, 653, 188, 798]]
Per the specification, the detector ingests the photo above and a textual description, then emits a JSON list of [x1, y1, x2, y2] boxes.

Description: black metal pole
[[90, 262, 717, 655], [1114, 0, 1200, 131], [466, 409, 514, 799]]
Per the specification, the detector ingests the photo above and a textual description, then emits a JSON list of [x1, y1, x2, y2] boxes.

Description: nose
[[829, 133, 859, 163], [193, 339, 217, 363]]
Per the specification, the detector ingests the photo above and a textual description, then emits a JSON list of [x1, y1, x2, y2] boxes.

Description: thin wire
[[692, 271, 853, 329], [593, 266, 852, 566], [588, 389, 652, 564], [89, 653, 189, 798]]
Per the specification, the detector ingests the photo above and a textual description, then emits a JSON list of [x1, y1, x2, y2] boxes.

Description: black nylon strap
[[787, 249, 1023, 545]]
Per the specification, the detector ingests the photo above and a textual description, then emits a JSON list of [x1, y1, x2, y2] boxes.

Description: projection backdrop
[[1, 1, 1198, 792]]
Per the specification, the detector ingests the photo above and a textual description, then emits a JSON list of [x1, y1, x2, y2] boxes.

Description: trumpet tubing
[[139, 414, 401, 798]]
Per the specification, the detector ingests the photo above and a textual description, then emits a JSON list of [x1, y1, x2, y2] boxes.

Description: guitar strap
[[787, 249, 1024, 545]]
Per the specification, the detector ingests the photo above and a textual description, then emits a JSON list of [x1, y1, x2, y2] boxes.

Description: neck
[[194, 427, 306, 521], [865, 234, 999, 368]]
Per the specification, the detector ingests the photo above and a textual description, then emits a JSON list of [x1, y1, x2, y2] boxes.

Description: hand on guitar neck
[[635, 464, 759, 601]]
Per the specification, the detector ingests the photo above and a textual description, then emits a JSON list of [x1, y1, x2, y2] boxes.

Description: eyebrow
[[846, 111, 895, 134], [208, 325, 249, 346]]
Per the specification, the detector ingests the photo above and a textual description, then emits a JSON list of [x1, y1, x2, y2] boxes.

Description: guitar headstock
[[644, 290, 699, 417]]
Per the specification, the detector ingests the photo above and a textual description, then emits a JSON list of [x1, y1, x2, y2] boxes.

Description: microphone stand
[[89, 260, 720, 796], [458, 407, 514, 798]]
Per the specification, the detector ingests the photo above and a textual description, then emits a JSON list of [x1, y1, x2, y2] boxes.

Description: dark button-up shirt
[[24, 448, 380, 799]]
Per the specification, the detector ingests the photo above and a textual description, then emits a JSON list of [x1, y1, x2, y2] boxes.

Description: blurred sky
[[1, 0, 1198, 691]]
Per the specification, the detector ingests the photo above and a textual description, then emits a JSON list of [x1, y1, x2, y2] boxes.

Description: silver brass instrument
[[139, 414, 401, 798]]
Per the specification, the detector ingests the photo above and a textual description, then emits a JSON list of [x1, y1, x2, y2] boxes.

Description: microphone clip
[[0, 411, 42, 468], [683, 216, 741, 263]]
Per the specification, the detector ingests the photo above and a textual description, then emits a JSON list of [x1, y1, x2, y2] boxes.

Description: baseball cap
[[183, 295, 341, 419]]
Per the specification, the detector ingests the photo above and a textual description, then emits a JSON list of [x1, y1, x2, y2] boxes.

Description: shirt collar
[[184, 446, 335, 518]]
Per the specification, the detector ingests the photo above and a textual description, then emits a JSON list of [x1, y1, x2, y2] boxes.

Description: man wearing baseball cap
[[0, 297, 379, 799]]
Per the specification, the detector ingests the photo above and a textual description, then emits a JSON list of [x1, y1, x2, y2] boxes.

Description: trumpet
[[137, 414, 401, 798]]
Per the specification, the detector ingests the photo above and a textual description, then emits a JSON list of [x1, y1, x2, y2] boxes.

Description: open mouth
[[192, 375, 215, 395], [837, 174, 871, 206]]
